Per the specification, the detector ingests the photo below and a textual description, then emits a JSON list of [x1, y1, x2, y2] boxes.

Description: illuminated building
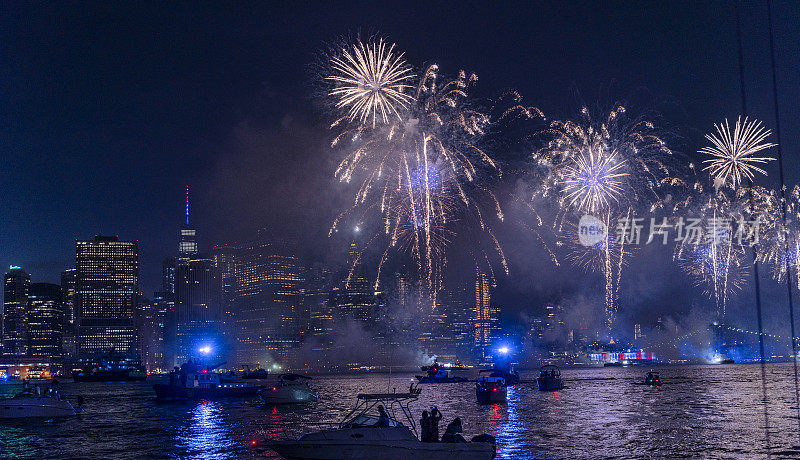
[[212, 244, 238, 341], [304, 263, 334, 352], [152, 291, 174, 371], [438, 285, 473, 360], [178, 186, 198, 261], [175, 255, 222, 363], [234, 229, 304, 366], [162, 257, 176, 295], [75, 235, 138, 357], [330, 276, 375, 325], [3, 267, 31, 356], [138, 292, 172, 371], [473, 271, 498, 360], [60, 269, 77, 325], [634, 323, 644, 340], [27, 283, 64, 359], [60, 269, 77, 359]]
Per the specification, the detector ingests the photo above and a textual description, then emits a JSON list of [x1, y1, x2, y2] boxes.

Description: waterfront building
[[2, 266, 31, 356], [60, 269, 78, 359], [212, 243, 239, 342], [175, 255, 222, 363], [473, 271, 497, 360], [234, 229, 304, 366], [27, 283, 64, 359], [75, 235, 139, 357], [304, 263, 334, 353]]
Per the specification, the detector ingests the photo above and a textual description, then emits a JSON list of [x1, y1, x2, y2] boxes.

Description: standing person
[[420, 410, 431, 441], [429, 406, 442, 441], [375, 405, 390, 427]]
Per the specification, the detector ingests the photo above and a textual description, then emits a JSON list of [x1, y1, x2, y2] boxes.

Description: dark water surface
[[2, 363, 800, 459]]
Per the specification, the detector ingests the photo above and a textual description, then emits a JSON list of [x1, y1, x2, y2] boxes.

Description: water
[[2, 363, 800, 459]]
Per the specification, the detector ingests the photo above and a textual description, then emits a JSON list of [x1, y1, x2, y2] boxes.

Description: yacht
[[153, 360, 261, 400], [536, 365, 564, 391], [415, 364, 470, 383], [475, 370, 506, 404], [0, 385, 82, 419], [71, 354, 147, 382], [264, 388, 496, 459], [258, 373, 318, 404]]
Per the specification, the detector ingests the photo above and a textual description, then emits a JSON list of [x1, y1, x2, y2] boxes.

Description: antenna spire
[[185, 186, 190, 226]]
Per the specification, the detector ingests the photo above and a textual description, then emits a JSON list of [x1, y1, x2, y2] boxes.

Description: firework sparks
[[561, 148, 628, 213], [533, 106, 674, 332], [325, 41, 506, 296], [327, 39, 415, 128], [700, 117, 777, 190]]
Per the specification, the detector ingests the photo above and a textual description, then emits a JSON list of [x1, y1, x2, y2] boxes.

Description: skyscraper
[[60, 269, 77, 325], [75, 235, 139, 357], [60, 269, 77, 359], [304, 263, 334, 352], [2, 266, 31, 356], [161, 257, 176, 296], [212, 243, 238, 341], [473, 271, 497, 361], [234, 230, 303, 366], [27, 283, 63, 359], [178, 187, 198, 261], [174, 255, 222, 362]]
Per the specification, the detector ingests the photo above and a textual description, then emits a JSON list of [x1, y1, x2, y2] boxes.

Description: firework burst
[[700, 116, 777, 190], [533, 105, 674, 332], [327, 39, 415, 128], [326, 40, 506, 297]]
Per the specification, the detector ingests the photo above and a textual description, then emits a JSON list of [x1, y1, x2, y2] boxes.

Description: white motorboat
[[264, 388, 496, 459], [536, 365, 564, 391], [0, 386, 81, 418], [476, 370, 507, 404], [258, 373, 319, 404]]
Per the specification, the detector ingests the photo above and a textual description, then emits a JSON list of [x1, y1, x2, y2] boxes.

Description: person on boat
[[430, 406, 442, 441], [420, 410, 432, 442], [442, 417, 466, 443], [375, 405, 390, 427]]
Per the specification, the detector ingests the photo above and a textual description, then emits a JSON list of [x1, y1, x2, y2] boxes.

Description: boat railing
[[339, 390, 421, 438]]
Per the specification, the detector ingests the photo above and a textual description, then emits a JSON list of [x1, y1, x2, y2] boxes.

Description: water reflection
[[495, 385, 528, 459], [176, 400, 236, 459]]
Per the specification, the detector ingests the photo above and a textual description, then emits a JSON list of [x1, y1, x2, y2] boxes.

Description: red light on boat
[[202, 369, 208, 374], [492, 388, 497, 392], [272, 387, 277, 391], [250, 439, 257, 446]]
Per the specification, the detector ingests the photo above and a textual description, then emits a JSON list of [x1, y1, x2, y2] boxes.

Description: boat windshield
[[342, 414, 404, 428]]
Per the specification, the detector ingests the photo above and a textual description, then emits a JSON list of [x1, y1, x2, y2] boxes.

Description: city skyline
[[1, 2, 800, 365]]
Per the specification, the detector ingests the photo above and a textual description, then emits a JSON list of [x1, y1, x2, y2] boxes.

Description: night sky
[[1, 2, 799, 335]]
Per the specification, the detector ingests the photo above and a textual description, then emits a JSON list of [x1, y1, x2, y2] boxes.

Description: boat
[[241, 366, 269, 379], [71, 354, 147, 382], [476, 370, 507, 404], [415, 364, 471, 383], [420, 360, 470, 371], [264, 388, 496, 459], [719, 358, 735, 364], [0, 385, 82, 418], [153, 360, 261, 400], [644, 371, 661, 386], [491, 366, 520, 385], [603, 361, 623, 367], [258, 373, 319, 404], [536, 365, 564, 391]]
